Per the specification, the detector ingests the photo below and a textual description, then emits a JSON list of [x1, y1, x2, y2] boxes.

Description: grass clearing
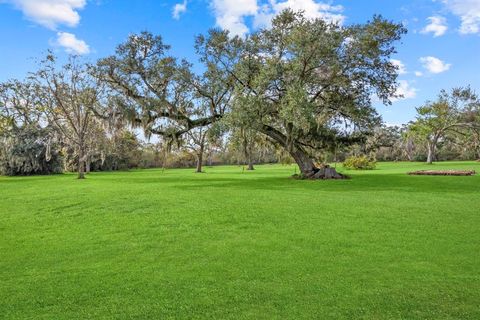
[[1, 162, 479, 319]]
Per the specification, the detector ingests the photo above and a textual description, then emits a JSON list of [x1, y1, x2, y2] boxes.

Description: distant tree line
[[1, 10, 479, 178]]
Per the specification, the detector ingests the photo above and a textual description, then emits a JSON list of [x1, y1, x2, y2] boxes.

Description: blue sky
[[1, 0, 479, 125]]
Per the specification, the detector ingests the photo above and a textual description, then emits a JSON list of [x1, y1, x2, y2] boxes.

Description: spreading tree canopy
[[408, 87, 480, 164], [197, 10, 406, 178], [97, 10, 406, 179], [95, 32, 232, 143]]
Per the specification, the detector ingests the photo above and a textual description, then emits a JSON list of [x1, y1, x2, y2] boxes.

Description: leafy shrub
[[0, 125, 63, 176], [343, 155, 376, 170]]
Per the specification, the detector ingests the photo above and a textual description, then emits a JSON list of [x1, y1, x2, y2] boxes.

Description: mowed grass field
[[1, 162, 479, 319]]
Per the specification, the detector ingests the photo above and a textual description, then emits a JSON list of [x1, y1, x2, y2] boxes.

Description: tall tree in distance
[[36, 54, 104, 179], [196, 10, 406, 179], [183, 126, 210, 173]]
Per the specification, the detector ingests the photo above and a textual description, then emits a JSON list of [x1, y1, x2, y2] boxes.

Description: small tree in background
[[183, 126, 210, 173], [409, 87, 480, 164]]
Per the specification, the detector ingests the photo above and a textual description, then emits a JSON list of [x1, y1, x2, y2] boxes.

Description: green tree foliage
[[0, 79, 63, 176], [196, 10, 406, 178], [228, 127, 268, 170], [94, 32, 231, 143], [0, 125, 63, 176], [94, 10, 405, 179], [408, 87, 480, 164]]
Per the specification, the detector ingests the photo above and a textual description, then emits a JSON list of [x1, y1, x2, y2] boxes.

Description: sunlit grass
[[1, 162, 479, 319]]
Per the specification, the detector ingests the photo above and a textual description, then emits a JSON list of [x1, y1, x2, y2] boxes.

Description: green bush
[[0, 125, 63, 176], [343, 155, 376, 170]]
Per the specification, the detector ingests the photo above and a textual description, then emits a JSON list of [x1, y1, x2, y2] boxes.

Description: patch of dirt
[[408, 170, 476, 176]]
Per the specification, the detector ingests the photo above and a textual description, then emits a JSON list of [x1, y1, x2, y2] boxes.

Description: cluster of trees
[[1, 10, 479, 179], [341, 87, 480, 164]]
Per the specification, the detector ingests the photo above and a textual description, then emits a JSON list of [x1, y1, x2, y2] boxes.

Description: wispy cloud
[[442, 0, 480, 34], [421, 16, 448, 37], [172, 0, 187, 20]]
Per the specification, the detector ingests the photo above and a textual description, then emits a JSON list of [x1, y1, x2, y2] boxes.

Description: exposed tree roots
[[294, 165, 348, 180]]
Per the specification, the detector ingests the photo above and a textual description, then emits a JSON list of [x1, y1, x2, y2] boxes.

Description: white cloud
[[392, 80, 417, 102], [172, 0, 187, 20], [442, 0, 480, 34], [211, 0, 258, 36], [421, 16, 448, 37], [390, 59, 407, 75], [4, 0, 86, 29], [414, 71, 423, 77], [419, 56, 451, 74], [254, 0, 344, 29], [211, 0, 345, 36], [56, 32, 90, 54]]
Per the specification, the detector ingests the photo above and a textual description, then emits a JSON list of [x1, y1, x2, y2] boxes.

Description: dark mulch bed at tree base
[[408, 170, 476, 176]]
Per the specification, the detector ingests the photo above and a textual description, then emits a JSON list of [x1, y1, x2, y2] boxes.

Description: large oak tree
[[195, 11, 406, 178]]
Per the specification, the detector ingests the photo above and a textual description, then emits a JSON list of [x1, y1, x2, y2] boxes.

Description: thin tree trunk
[[245, 144, 254, 170], [86, 154, 91, 174], [78, 146, 86, 179], [208, 151, 213, 166], [427, 140, 436, 164], [195, 146, 204, 173]]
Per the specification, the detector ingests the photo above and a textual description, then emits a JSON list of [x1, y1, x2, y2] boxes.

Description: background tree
[[0, 79, 62, 176], [408, 87, 480, 164], [0, 79, 44, 128], [228, 127, 265, 170], [360, 125, 403, 161], [36, 54, 105, 179], [183, 126, 210, 173], [196, 10, 406, 178], [0, 125, 63, 176]]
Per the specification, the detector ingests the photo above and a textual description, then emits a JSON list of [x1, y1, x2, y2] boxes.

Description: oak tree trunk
[[259, 125, 345, 179], [290, 147, 345, 179]]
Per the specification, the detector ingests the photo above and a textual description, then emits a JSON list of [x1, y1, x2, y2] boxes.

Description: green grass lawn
[[1, 162, 479, 319]]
